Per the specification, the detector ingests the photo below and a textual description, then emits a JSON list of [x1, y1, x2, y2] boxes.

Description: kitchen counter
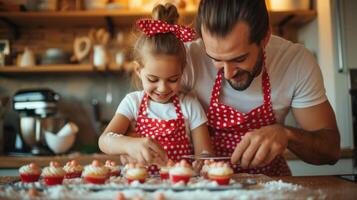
[[271, 176, 357, 199], [0, 175, 356, 199]]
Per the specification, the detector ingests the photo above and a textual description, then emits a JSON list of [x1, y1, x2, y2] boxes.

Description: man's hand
[[231, 124, 288, 168], [124, 137, 168, 166]]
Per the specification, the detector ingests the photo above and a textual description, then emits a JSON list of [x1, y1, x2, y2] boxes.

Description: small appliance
[[13, 88, 60, 155]]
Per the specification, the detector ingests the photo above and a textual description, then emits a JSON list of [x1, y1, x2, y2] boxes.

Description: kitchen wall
[[287, 0, 355, 176], [297, 0, 354, 150], [0, 72, 133, 146], [0, 27, 135, 151]]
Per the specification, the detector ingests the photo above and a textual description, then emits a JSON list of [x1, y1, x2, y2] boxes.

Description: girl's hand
[[119, 155, 137, 165], [125, 137, 168, 165], [192, 160, 204, 173]]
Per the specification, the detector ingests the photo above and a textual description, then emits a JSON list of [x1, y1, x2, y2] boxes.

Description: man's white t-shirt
[[116, 91, 207, 138], [182, 35, 327, 123]]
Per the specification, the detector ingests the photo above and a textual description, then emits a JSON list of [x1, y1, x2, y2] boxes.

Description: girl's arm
[[98, 114, 131, 155], [191, 123, 214, 156], [98, 114, 167, 165], [191, 123, 214, 172]]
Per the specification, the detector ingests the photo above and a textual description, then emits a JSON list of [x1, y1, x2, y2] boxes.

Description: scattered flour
[[0, 178, 324, 200]]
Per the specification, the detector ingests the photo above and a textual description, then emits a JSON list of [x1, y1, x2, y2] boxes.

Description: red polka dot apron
[[136, 93, 193, 175], [207, 67, 291, 176]]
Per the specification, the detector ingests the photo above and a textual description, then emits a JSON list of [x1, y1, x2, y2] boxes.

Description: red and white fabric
[[136, 19, 196, 42], [136, 93, 193, 175], [207, 58, 291, 176]]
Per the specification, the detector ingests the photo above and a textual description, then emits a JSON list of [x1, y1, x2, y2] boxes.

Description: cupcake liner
[[84, 176, 107, 184], [170, 175, 191, 184], [208, 175, 231, 185], [44, 176, 64, 186], [20, 174, 40, 183], [64, 172, 82, 179]]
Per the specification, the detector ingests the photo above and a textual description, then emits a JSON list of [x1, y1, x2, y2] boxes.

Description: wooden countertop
[[0, 175, 356, 199], [0, 148, 353, 168], [272, 176, 357, 200]]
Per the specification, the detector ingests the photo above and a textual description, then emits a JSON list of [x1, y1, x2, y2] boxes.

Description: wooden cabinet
[[0, 9, 316, 74]]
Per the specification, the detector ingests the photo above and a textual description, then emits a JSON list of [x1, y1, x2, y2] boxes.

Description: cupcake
[[169, 160, 194, 184], [200, 159, 214, 179], [63, 160, 83, 179], [41, 161, 65, 186], [105, 160, 121, 177], [207, 161, 234, 185], [19, 162, 41, 183], [83, 160, 109, 184], [124, 163, 148, 184], [159, 159, 174, 180]]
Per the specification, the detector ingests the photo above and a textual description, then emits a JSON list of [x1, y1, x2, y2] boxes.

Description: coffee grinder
[[13, 88, 60, 155]]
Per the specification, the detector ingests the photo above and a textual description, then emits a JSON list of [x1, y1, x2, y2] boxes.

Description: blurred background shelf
[[0, 9, 197, 27], [0, 63, 128, 74], [0, 9, 316, 28]]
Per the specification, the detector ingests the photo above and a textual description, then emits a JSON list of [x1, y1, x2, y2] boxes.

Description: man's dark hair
[[195, 0, 269, 45]]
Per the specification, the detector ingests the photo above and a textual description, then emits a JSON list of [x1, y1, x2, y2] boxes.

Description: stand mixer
[[13, 88, 60, 155]]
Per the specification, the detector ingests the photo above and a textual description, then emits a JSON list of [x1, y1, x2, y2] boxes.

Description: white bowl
[[45, 122, 78, 154]]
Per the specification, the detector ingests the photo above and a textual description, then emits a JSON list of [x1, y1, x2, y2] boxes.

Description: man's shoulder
[[268, 35, 315, 70], [268, 35, 307, 55]]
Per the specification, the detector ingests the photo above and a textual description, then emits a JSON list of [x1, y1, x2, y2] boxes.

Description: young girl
[[98, 3, 213, 174]]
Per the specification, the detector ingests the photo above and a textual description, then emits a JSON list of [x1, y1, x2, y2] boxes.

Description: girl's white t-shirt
[[116, 91, 207, 137], [181, 35, 327, 123]]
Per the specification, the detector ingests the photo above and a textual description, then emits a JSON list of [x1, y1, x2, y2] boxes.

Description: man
[[181, 0, 340, 175]]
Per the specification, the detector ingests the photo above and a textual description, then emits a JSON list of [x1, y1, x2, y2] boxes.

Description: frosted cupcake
[[169, 160, 194, 184], [159, 159, 175, 180], [200, 159, 214, 179], [105, 160, 121, 177], [63, 160, 83, 179], [41, 161, 65, 186], [83, 160, 109, 184], [124, 163, 148, 184], [19, 162, 41, 183], [207, 161, 234, 185]]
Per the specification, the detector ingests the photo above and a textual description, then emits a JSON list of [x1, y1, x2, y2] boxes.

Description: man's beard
[[227, 49, 264, 91]]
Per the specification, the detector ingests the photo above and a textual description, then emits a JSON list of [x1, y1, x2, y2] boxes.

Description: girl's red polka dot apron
[[136, 94, 193, 175], [207, 62, 291, 176]]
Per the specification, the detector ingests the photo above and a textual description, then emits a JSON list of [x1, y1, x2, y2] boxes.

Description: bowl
[[45, 122, 78, 154]]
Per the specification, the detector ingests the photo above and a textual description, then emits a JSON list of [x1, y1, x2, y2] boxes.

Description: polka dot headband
[[136, 19, 196, 42]]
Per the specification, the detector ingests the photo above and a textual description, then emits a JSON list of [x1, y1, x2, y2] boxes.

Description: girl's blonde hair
[[132, 3, 187, 89]]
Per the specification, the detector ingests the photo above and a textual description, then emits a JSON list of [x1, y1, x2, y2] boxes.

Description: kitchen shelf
[[0, 9, 316, 28], [0, 63, 130, 74], [269, 10, 317, 27], [0, 9, 197, 28]]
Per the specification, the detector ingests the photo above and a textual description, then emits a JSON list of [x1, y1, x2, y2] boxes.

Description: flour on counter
[[0, 178, 325, 200], [263, 179, 302, 190]]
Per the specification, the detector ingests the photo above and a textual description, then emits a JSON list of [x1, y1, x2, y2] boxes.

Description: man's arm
[[287, 100, 340, 165], [231, 100, 340, 168]]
